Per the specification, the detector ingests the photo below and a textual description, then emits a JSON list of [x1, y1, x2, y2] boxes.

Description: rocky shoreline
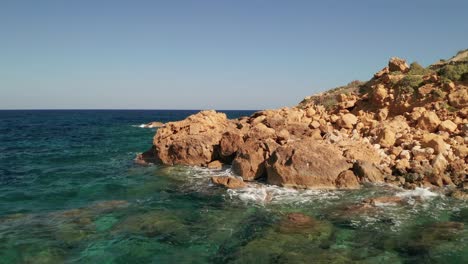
[[137, 53, 467, 196]]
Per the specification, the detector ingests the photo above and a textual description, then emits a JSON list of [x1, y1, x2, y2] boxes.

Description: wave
[[395, 187, 439, 200], [131, 124, 150, 128]]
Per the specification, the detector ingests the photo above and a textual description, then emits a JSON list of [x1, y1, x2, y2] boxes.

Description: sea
[[0, 110, 466, 263]]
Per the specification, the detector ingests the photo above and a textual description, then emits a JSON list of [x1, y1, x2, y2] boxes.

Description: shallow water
[[0, 110, 466, 263]]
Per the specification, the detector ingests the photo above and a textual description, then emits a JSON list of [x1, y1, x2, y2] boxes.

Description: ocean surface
[[0, 110, 466, 263]]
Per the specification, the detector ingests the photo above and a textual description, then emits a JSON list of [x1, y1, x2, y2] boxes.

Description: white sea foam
[[178, 166, 343, 205], [226, 184, 343, 205], [395, 187, 439, 200], [131, 124, 150, 128]]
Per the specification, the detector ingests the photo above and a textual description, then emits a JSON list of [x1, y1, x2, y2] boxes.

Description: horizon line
[[0, 108, 260, 111]]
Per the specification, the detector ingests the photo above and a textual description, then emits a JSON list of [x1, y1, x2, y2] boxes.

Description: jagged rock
[[421, 133, 449, 154], [134, 147, 156, 165], [450, 190, 468, 201], [453, 145, 468, 158], [337, 113, 358, 129], [417, 111, 441, 132], [232, 139, 279, 181], [247, 123, 276, 140], [372, 84, 388, 104], [207, 160, 223, 169], [353, 160, 385, 183], [448, 86, 468, 108], [395, 158, 410, 172], [211, 176, 246, 189], [426, 172, 453, 187], [438, 120, 457, 132], [377, 108, 389, 121], [335, 170, 360, 189], [266, 140, 352, 189], [432, 154, 448, 175], [374, 67, 389, 78], [219, 131, 243, 159], [342, 141, 382, 164], [152, 110, 229, 166], [388, 57, 409, 73], [376, 127, 396, 148]]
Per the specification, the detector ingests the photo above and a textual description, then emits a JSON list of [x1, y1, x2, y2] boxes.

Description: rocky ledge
[[137, 52, 468, 191]]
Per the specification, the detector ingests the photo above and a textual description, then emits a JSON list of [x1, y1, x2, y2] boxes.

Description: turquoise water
[[0, 110, 466, 263]]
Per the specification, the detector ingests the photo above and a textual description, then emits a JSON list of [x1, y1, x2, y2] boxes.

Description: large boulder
[[152, 110, 229, 166], [218, 130, 244, 161], [265, 140, 353, 189], [376, 127, 396, 148], [417, 111, 441, 132], [448, 86, 467, 108], [337, 113, 358, 129], [352, 160, 385, 183], [232, 139, 279, 181], [421, 133, 449, 155]]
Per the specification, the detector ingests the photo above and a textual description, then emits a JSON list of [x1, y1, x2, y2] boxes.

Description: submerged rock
[[230, 213, 334, 263], [112, 211, 188, 240], [211, 176, 246, 189]]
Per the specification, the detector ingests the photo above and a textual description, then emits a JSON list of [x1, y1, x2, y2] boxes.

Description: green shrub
[[438, 63, 468, 81], [408, 62, 433, 75], [399, 75, 423, 88], [395, 75, 423, 95], [461, 72, 468, 81], [431, 89, 446, 99]]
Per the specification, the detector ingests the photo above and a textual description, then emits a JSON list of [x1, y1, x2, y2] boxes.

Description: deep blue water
[[0, 110, 466, 263]]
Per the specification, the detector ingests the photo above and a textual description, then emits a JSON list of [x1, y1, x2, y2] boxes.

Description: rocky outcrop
[[138, 53, 468, 191], [151, 110, 230, 166], [388, 57, 409, 73]]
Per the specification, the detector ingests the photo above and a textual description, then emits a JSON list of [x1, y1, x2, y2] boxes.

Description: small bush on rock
[[439, 63, 468, 81], [408, 62, 433, 76], [397, 75, 423, 94]]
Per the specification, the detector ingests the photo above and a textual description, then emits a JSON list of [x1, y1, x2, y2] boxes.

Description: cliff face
[[138, 53, 468, 191]]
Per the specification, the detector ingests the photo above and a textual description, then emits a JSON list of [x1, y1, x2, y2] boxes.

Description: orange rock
[[266, 140, 352, 189], [338, 113, 358, 129], [448, 86, 467, 108], [421, 133, 449, 154], [376, 127, 396, 148], [417, 111, 441, 132], [388, 57, 409, 73], [153, 110, 230, 166], [438, 120, 457, 132], [353, 160, 385, 183], [374, 67, 390, 78], [211, 176, 246, 189], [207, 160, 223, 169], [335, 170, 361, 189]]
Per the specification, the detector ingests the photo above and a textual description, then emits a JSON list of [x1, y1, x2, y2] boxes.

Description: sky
[[0, 0, 467, 110]]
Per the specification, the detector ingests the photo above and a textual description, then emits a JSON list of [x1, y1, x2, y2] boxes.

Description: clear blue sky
[[1, 0, 467, 110]]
